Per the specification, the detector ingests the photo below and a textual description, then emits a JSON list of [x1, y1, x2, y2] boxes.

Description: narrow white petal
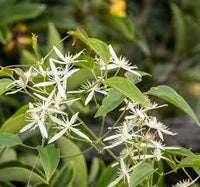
[[71, 128, 91, 142], [19, 122, 35, 133], [109, 45, 119, 63], [67, 69, 80, 77], [103, 134, 121, 141], [106, 64, 118, 70], [38, 121, 48, 138], [70, 112, 79, 124], [58, 83, 66, 99], [50, 115, 66, 127], [85, 91, 94, 105], [34, 81, 55, 87], [48, 127, 67, 144], [50, 60, 59, 78], [103, 141, 122, 149], [53, 46, 65, 61], [50, 58, 66, 65], [34, 93, 47, 101], [108, 175, 123, 187]]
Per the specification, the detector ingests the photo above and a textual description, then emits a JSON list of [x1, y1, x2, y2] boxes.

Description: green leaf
[[125, 71, 151, 84], [95, 89, 125, 118], [112, 16, 135, 41], [171, 3, 186, 53], [0, 148, 17, 163], [0, 25, 9, 44], [57, 137, 88, 187], [0, 68, 14, 77], [104, 77, 151, 108], [0, 3, 46, 24], [89, 157, 105, 187], [47, 22, 63, 60], [0, 78, 13, 95], [21, 49, 38, 65], [179, 68, 200, 82], [178, 155, 200, 167], [51, 162, 74, 187], [147, 85, 200, 126], [134, 32, 150, 56], [0, 181, 15, 187], [0, 133, 22, 147], [164, 146, 194, 157], [96, 164, 119, 187], [0, 105, 28, 133], [68, 30, 110, 64], [37, 144, 60, 182], [75, 55, 95, 70], [130, 162, 155, 187], [0, 161, 47, 184]]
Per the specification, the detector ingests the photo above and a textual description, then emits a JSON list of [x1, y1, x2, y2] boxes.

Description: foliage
[[0, 28, 199, 187], [0, 0, 200, 186]]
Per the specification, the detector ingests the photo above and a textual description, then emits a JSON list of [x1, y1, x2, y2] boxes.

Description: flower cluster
[[103, 101, 177, 186], [8, 46, 92, 143], [7, 43, 185, 186]]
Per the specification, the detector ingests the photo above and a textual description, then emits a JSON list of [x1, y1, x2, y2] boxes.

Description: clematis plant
[[0, 29, 200, 187]]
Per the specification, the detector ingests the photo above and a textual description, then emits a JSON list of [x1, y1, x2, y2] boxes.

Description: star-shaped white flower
[[7, 67, 37, 95], [103, 122, 139, 149], [20, 102, 48, 139], [48, 113, 91, 144], [108, 158, 136, 187], [34, 60, 79, 99], [52, 46, 84, 65], [145, 117, 176, 140], [101, 45, 141, 76]]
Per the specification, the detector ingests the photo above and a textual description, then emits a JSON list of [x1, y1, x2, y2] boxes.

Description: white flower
[[34, 60, 79, 99], [7, 67, 37, 95], [101, 45, 141, 76], [145, 117, 176, 140], [108, 158, 135, 187], [20, 102, 48, 139], [103, 123, 138, 149], [172, 176, 200, 187], [48, 113, 91, 144], [69, 79, 109, 105], [125, 102, 147, 121], [52, 46, 84, 65]]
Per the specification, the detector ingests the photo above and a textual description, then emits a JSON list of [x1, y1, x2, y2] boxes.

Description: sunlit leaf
[[171, 3, 186, 53], [147, 85, 200, 126], [0, 105, 28, 133], [0, 78, 13, 95], [75, 55, 95, 70], [130, 162, 155, 187], [95, 89, 125, 118], [125, 71, 151, 84], [47, 22, 63, 60], [104, 77, 151, 108], [0, 161, 47, 184], [68, 29, 110, 64], [0, 133, 22, 147], [37, 144, 60, 182]]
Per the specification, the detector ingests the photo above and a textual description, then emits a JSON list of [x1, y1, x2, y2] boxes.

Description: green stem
[[99, 115, 106, 138]]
